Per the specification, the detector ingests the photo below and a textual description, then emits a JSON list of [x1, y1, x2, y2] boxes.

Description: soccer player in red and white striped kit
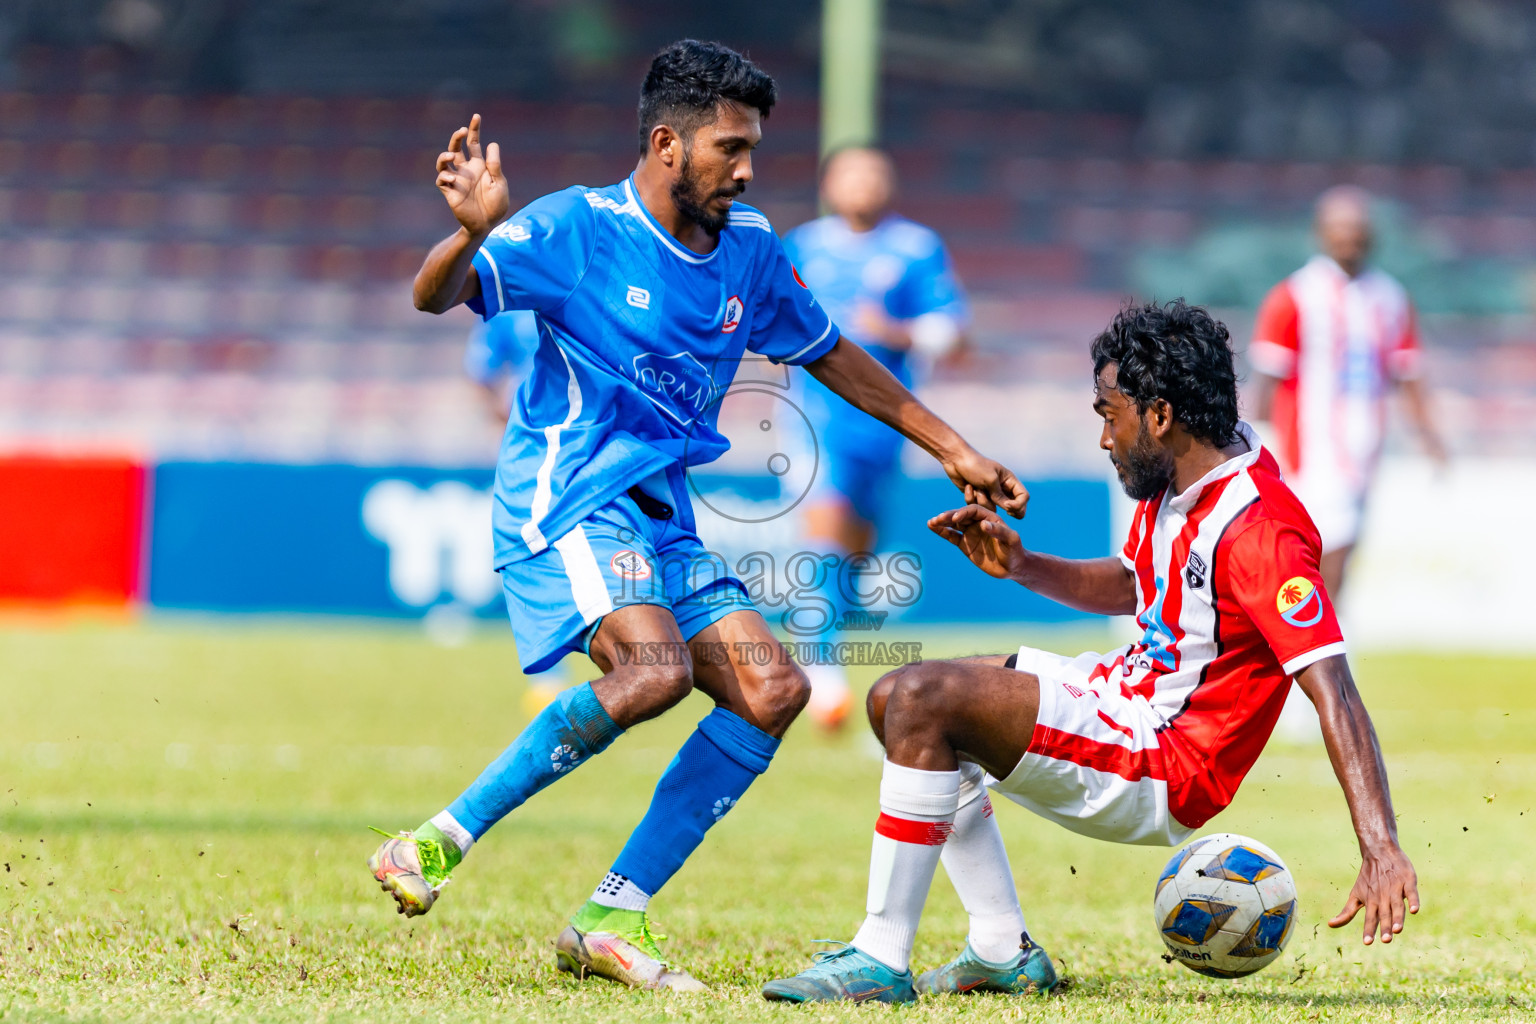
[[765, 300, 1418, 1004]]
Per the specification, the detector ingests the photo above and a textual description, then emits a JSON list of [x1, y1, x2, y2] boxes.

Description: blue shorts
[[812, 448, 899, 525], [499, 470, 755, 673]]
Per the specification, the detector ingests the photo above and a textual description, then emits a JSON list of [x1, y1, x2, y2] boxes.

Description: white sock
[[429, 810, 474, 858], [851, 761, 960, 973], [941, 763, 1028, 963], [590, 871, 650, 912]]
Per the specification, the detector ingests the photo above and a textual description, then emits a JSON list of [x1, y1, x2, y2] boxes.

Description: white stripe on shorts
[[553, 524, 614, 624]]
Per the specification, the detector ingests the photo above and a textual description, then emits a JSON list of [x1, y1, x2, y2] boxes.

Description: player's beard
[[1113, 422, 1175, 501], [671, 152, 744, 236]]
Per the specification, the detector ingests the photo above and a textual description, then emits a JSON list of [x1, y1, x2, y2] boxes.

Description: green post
[[820, 0, 883, 157]]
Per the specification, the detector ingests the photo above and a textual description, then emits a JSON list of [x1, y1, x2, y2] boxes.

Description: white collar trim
[[1166, 421, 1262, 513], [623, 177, 720, 265]]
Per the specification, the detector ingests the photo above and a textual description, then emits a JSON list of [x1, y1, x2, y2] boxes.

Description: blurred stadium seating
[[2, 1, 1535, 472]]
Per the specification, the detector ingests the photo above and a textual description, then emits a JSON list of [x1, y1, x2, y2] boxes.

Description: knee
[[881, 661, 959, 726], [631, 660, 695, 716], [866, 672, 897, 742], [754, 661, 811, 731]]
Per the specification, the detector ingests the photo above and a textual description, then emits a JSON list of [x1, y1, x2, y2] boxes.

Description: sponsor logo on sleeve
[[1276, 576, 1324, 627]]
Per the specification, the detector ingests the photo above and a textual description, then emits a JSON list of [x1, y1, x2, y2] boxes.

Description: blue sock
[[446, 682, 621, 841], [609, 707, 780, 896]]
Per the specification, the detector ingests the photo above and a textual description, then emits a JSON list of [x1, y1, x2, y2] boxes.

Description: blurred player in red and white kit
[[1249, 186, 1446, 596]]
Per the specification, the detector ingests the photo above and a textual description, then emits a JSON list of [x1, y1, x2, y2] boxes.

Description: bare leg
[[687, 609, 810, 737], [867, 655, 1040, 775]]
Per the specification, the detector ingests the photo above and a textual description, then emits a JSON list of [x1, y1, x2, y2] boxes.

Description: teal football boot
[[762, 942, 916, 1004], [915, 934, 1057, 996]]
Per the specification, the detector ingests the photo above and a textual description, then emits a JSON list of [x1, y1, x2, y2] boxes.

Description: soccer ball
[[1152, 832, 1298, 979]]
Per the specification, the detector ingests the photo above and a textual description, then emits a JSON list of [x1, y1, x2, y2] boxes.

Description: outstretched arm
[[927, 505, 1136, 614], [1294, 655, 1420, 945], [414, 114, 510, 314], [1398, 376, 1448, 465], [804, 338, 1028, 516]]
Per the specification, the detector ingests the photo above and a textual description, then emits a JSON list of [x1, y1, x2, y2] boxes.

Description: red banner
[[0, 456, 145, 605]]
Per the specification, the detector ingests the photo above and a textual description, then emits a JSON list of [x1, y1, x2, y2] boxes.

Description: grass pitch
[[1, 618, 1533, 1022]]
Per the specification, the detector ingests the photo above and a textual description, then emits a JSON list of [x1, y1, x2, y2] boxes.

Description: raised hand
[[1328, 843, 1420, 945], [928, 505, 1028, 581], [435, 113, 509, 237], [941, 447, 1029, 518]]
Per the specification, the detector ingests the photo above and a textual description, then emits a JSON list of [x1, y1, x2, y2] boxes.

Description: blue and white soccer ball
[[1152, 832, 1298, 979]]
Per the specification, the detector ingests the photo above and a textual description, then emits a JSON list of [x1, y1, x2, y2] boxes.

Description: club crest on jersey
[[1185, 551, 1207, 590], [610, 550, 652, 581], [791, 264, 808, 288], [1276, 576, 1324, 627], [721, 294, 744, 333]]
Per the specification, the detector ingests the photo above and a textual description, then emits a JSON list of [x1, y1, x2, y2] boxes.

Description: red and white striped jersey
[[1104, 423, 1345, 827], [1250, 255, 1420, 490]]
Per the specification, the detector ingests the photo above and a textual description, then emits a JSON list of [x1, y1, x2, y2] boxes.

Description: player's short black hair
[[1091, 299, 1242, 446], [638, 39, 776, 154]]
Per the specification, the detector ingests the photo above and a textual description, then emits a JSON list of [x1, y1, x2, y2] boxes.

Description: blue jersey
[[464, 310, 541, 387], [782, 215, 966, 460], [468, 176, 840, 568]]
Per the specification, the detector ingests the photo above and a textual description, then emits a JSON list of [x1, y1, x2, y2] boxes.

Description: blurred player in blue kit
[[783, 148, 969, 728], [367, 40, 1026, 990], [464, 310, 539, 421], [464, 312, 574, 713]]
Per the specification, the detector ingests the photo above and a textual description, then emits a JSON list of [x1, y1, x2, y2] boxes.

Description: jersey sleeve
[[466, 188, 597, 320], [1387, 301, 1423, 381], [1226, 520, 1346, 676], [1248, 281, 1300, 380], [745, 232, 840, 365]]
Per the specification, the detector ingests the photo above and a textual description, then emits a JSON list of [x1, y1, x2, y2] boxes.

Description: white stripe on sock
[[430, 810, 474, 856]]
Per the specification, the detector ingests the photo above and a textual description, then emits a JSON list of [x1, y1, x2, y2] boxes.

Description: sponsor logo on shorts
[[610, 549, 653, 580], [1276, 576, 1324, 627], [721, 294, 743, 333]]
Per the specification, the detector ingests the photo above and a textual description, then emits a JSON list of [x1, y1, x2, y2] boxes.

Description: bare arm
[[413, 114, 510, 314], [928, 505, 1137, 615], [805, 337, 1028, 516], [1294, 655, 1420, 945], [1397, 376, 1448, 464], [1249, 370, 1279, 423]]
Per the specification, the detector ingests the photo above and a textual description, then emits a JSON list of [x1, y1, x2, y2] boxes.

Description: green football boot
[[554, 901, 706, 992], [762, 942, 917, 1004], [366, 826, 458, 918], [915, 934, 1058, 996]]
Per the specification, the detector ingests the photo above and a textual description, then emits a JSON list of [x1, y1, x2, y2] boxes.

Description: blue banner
[[146, 462, 1111, 624]]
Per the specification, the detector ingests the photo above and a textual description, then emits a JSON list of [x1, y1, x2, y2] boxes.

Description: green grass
[[1, 618, 1533, 1022]]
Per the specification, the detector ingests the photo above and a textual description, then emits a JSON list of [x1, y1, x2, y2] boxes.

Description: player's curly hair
[[1091, 299, 1242, 446], [638, 40, 777, 153]]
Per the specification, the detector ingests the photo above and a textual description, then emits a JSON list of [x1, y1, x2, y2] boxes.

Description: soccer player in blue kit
[[367, 40, 1027, 991], [782, 147, 970, 728]]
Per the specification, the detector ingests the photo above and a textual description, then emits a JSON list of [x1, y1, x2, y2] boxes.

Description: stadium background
[[2, 4, 1535, 1021]]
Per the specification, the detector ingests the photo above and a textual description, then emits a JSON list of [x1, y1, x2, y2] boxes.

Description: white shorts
[[985, 645, 1195, 848], [1289, 471, 1367, 552]]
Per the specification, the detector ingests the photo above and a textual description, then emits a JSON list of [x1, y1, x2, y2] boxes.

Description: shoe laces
[[619, 915, 672, 966], [368, 826, 451, 888], [803, 941, 862, 977]]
